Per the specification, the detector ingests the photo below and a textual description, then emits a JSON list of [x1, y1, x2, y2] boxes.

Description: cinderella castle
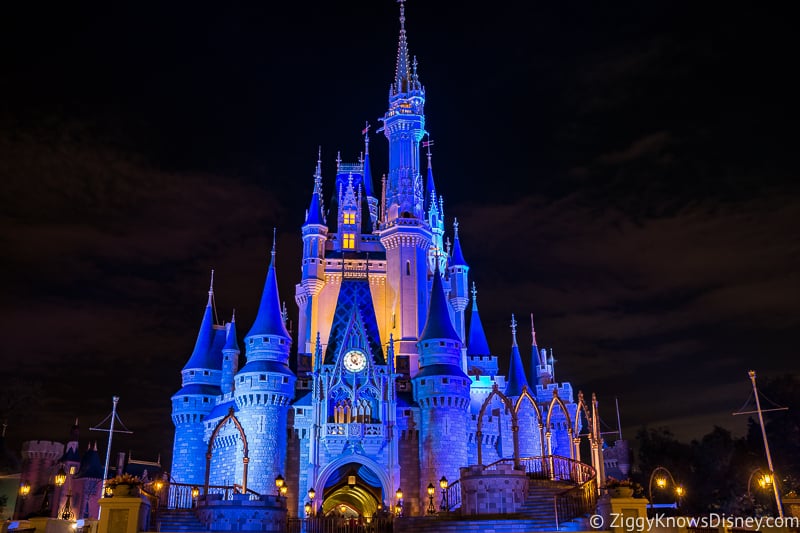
[[170, 2, 602, 521]]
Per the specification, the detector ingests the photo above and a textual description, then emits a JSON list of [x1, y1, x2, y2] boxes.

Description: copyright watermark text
[[589, 512, 800, 531]]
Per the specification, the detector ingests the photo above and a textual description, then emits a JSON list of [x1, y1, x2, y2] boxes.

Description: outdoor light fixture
[[19, 481, 31, 498], [55, 466, 68, 487], [439, 476, 449, 512], [675, 486, 685, 497], [427, 483, 436, 515], [280, 485, 288, 497], [339, 503, 347, 515], [154, 480, 164, 493], [648, 466, 683, 509], [655, 477, 667, 489], [304, 502, 311, 516], [191, 486, 200, 499], [104, 485, 113, 497]]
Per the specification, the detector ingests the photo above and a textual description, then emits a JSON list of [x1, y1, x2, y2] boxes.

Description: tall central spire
[[395, 0, 411, 89]]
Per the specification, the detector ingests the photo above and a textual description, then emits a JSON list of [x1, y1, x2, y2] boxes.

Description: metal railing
[[288, 515, 394, 533], [147, 480, 260, 510], [442, 480, 461, 512], [554, 476, 598, 530]]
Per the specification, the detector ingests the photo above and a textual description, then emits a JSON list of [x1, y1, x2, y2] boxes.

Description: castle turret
[[378, 4, 432, 375], [362, 129, 379, 226], [221, 311, 240, 395], [531, 314, 553, 386], [413, 268, 469, 507], [297, 152, 329, 356], [448, 218, 470, 371], [171, 273, 223, 485], [235, 239, 296, 494]]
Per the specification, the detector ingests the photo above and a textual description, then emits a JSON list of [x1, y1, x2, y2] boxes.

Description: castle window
[[421, 379, 426, 385], [406, 261, 411, 275], [259, 375, 266, 381], [203, 397, 209, 403], [282, 376, 289, 384], [343, 232, 355, 249], [189, 370, 195, 376], [343, 211, 356, 225], [442, 378, 449, 384], [183, 397, 189, 402], [204, 370, 210, 376]]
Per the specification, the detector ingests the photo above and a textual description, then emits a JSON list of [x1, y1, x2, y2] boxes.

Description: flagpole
[[749, 371, 784, 518], [99, 396, 119, 517]]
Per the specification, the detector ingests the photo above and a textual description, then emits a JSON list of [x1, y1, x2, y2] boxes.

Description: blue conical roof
[[246, 252, 291, 340], [419, 270, 460, 342], [305, 190, 324, 225], [183, 294, 219, 370], [467, 297, 491, 356], [506, 345, 529, 397], [75, 444, 103, 479], [224, 315, 239, 352], [451, 234, 468, 267], [362, 149, 375, 198]]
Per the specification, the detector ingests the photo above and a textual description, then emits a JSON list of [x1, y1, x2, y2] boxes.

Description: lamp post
[[439, 476, 448, 513], [275, 475, 285, 496], [307, 487, 315, 516], [747, 468, 775, 500], [395, 488, 403, 517], [648, 466, 685, 510], [304, 502, 312, 518], [191, 486, 199, 508], [426, 483, 436, 515]]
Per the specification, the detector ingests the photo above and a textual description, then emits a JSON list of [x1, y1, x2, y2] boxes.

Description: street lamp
[[307, 487, 315, 516], [275, 475, 285, 496], [747, 468, 774, 499], [426, 483, 436, 515], [304, 502, 312, 517], [55, 466, 67, 488], [395, 488, 403, 517], [439, 476, 448, 512], [19, 481, 31, 498], [648, 466, 684, 510]]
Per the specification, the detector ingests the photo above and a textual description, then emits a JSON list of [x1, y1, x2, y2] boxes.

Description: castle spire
[[223, 309, 239, 352], [467, 282, 491, 356], [305, 150, 325, 226], [423, 137, 436, 213], [362, 123, 375, 198], [505, 314, 529, 397], [419, 265, 460, 342], [246, 232, 291, 340], [450, 218, 468, 267], [394, 0, 411, 91], [183, 271, 219, 371]]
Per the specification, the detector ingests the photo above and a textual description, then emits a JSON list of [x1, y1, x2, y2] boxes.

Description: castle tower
[[234, 240, 296, 494], [221, 312, 240, 395], [465, 283, 498, 376], [170, 274, 223, 485], [297, 152, 329, 357], [531, 314, 553, 386], [413, 268, 470, 506], [74, 442, 103, 519], [378, 2, 432, 375], [448, 219, 470, 371]]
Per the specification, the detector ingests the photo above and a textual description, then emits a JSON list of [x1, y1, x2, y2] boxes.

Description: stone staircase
[[395, 480, 586, 533], [155, 509, 206, 532]]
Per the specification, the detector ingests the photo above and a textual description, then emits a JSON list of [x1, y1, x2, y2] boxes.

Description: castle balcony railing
[[156, 480, 261, 510], [325, 422, 384, 438]]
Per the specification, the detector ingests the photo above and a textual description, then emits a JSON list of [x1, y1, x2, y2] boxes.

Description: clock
[[343, 349, 367, 373]]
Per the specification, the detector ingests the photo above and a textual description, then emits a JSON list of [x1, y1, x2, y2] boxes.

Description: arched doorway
[[315, 458, 388, 518]]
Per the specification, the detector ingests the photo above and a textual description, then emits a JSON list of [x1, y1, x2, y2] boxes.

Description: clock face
[[343, 349, 367, 373]]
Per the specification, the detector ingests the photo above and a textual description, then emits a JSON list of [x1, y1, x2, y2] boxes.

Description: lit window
[[343, 211, 356, 225], [343, 233, 355, 249]]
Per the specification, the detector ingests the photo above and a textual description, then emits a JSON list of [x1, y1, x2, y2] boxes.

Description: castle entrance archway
[[314, 457, 389, 518]]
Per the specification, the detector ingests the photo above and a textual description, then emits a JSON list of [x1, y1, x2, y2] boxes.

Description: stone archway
[[314, 455, 390, 517], [204, 407, 248, 495]]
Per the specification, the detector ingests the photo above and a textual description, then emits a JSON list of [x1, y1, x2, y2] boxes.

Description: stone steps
[[155, 510, 206, 532]]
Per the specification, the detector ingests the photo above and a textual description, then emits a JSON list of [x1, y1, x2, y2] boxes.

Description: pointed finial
[[510, 314, 518, 347], [281, 301, 288, 325], [423, 137, 434, 168], [231, 308, 236, 322], [531, 313, 537, 346], [336, 150, 342, 171], [362, 121, 370, 150], [471, 281, 477, 302], [445, 236, 451, 256], [453, 217, 459, 239], [412, 55, 419, 81], [271, 228, 277, 262], [207, 269, 215, 304]]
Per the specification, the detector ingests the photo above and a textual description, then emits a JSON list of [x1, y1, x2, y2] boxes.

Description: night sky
[[1, 2, 796, 468]]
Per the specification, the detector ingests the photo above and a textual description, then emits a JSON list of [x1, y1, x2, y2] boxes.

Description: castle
[[170, 3, 584, 518]]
